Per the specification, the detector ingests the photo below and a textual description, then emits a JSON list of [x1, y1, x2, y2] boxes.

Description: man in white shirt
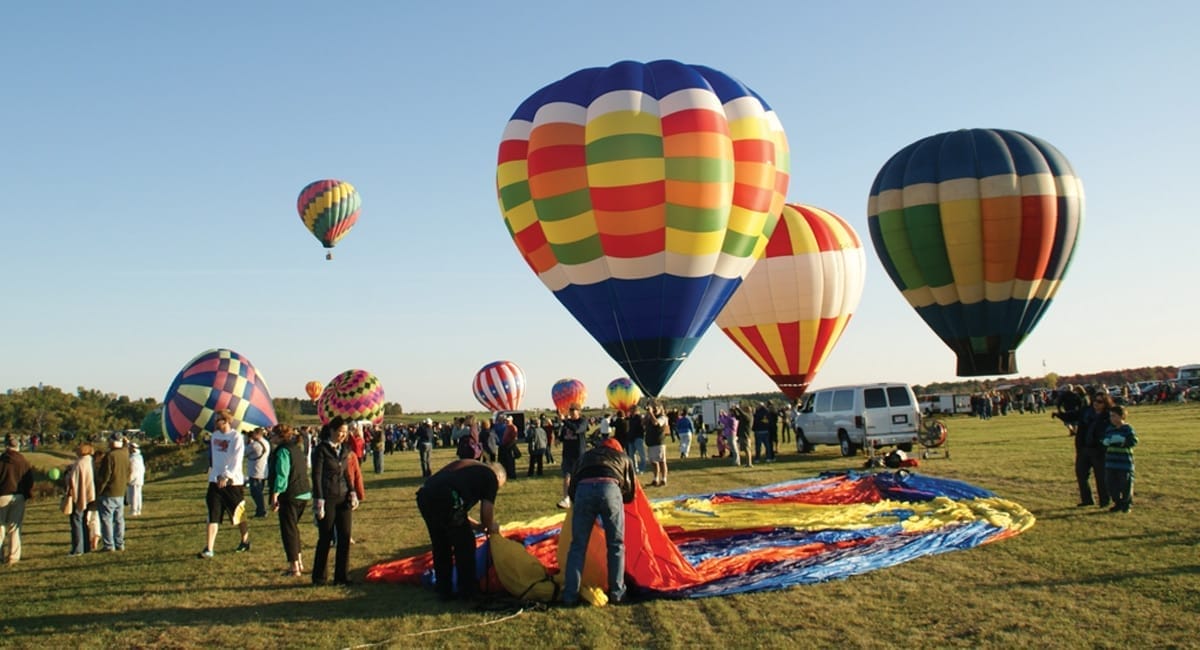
[[198, 410, 251, 558]]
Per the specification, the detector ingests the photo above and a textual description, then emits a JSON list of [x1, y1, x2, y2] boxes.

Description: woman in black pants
[[270, 424, 311, 577], [311, 417, 357, 585]]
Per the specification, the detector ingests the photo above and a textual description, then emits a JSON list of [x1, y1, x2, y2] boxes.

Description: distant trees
[[0, 385, 157, 438]]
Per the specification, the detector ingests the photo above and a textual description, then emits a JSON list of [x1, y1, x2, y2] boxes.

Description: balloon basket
[[325, 251, 333, 261]]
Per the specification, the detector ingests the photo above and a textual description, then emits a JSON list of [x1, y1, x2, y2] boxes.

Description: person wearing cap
[[415, 418, 436, 479], [0, 434, 34, 564], [198, 410, 251, 558], [416, 459, 506, 601], [95, 433, 131, 551], [126, 441, 146, 517], [561, 438, 637, 606]]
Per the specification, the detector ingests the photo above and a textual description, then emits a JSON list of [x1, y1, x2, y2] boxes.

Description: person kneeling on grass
[[562, 438, 637, 607]]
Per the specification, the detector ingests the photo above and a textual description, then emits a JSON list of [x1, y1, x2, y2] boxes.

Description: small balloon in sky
[[297, 179, 361, 260]]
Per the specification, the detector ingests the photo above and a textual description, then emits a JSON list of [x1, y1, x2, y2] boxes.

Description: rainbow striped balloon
[[163, 348, 277, 443], [605, 377, 642, 413], [551, 378, 587, 416], [717, 204, 865, 401], [497, 60, 789, 396], [318, 369, 386, 425], [297, 179, 361, 256], [868, 129, 1084, 376], [473, 361, 526, 413]]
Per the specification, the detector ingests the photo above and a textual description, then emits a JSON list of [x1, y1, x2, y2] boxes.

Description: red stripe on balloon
[[590, 181, 664, 211], [777, 321, 801, 375], [527, 144, 586, 177], [599, 231, 663, 258], [732, 139, 772, 163], [798, 207, 838, 253], [737, 326, 783, 376], [763, 211, 794, 258], [497, 139, 528, 165], [731, 182, 773, 212], [1016, 195, 1055, 280], [661, 108, 727, 137], [811, 318, 838, 373]]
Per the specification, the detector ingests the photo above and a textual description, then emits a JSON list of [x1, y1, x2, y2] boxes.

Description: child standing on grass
[[1101, 405, 1138, 513]]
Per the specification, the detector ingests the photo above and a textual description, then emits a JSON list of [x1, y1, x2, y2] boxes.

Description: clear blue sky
[[3, 2, 1197, 411]]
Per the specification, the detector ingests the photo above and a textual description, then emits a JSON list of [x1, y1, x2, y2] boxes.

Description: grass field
[[2, 403, 1197, 649]]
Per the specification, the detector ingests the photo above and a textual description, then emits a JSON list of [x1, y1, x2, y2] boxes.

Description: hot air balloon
[[606, 377, 642, 413], [297, 179, 361, 260], [318, 369, 386, 425], [472, 361, 526, 413], [716, 204, 865, 401], [163, 348, 277, 443], [551, 378, 588, 415], [305, 380, 323, 402], [497, 60, 789, 397], [868, 129, 1083, 376], [140, 405, 165, 442]]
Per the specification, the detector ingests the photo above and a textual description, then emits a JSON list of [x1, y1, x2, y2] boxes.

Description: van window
[[800, 394, 815, 412], [864, 388, 887, 409], [815, 391, 833, 413], [832, 389, 854, 411], [886, 386, 913, 406]]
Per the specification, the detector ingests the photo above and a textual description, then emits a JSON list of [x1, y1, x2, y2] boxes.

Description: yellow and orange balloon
[[305, 380, 323, 402], [716, 204, 865, 401]]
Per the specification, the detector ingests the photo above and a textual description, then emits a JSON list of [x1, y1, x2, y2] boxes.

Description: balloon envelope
[[472, 361, 526, 413], [297, 179, 361, 253], [497, 59, 790, 396], [606, 377, 642, 413], [305, 380, 323, 402], [318, 370, 386, 425], [717, 204, 865, 401], [551, 378, 588, 415], [140, 405, 165, 441], [868, 129, 1083, 376], [163, 349, 277, 443]]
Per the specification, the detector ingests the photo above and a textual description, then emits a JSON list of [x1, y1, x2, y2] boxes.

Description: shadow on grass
[[992, 564, 1200, 588]]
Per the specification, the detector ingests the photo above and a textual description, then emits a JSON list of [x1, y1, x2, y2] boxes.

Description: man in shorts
[[198, 410, 251, 558]]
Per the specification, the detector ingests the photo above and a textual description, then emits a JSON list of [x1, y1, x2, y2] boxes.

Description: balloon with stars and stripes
[[472, 361, 526, 413]]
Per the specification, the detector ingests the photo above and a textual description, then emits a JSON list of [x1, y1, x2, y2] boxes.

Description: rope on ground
[[340, 605, 536, 650]]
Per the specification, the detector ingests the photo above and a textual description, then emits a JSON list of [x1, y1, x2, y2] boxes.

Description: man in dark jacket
[[95, 433, 131, 551], [562, 438, 637, 606], [416, 459, 506, 601], [0, 434, 34, 564]]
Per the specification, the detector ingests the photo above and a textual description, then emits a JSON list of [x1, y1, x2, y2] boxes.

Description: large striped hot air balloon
[[497, 60, 789, 396], [551, 378, 588, 415], [163, 348, 277, 443], [716, 204, 865, 401], [605, 377, 642, 413], [868, 129, 1084, 376], [473, 361, 526, 413], [318, 369, 386, 425], [297, 179, 361, 260]]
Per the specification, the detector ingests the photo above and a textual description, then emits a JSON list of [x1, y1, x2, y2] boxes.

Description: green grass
[[3, 404, 1198, 649]]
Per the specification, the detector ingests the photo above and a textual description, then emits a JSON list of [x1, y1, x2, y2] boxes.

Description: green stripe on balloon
[[498, 180, 531, 212], [667, 205, 726, 232], [904, 204, 954, 288], [533, 189, 593, 222], [665, 157, 731, 183], [550, 235, 604, 265], [720, 230, 758, 257], [587, 134, 663, 162]]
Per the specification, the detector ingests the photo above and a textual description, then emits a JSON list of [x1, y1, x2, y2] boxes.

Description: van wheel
[[839, 432, 857, 457], [796, 430, 813, 454]]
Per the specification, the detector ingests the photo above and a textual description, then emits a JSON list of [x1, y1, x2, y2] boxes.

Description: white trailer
[[691, 399, 735, 432]]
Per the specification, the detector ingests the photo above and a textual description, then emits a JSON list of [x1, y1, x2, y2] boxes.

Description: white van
[[793, 383, 921, 457]]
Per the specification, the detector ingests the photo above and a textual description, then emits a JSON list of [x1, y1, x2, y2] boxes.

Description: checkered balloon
[[163, 348, 277, 443]]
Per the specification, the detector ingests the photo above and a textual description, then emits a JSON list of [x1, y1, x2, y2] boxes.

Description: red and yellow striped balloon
[[716, 204, 865, 401]]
